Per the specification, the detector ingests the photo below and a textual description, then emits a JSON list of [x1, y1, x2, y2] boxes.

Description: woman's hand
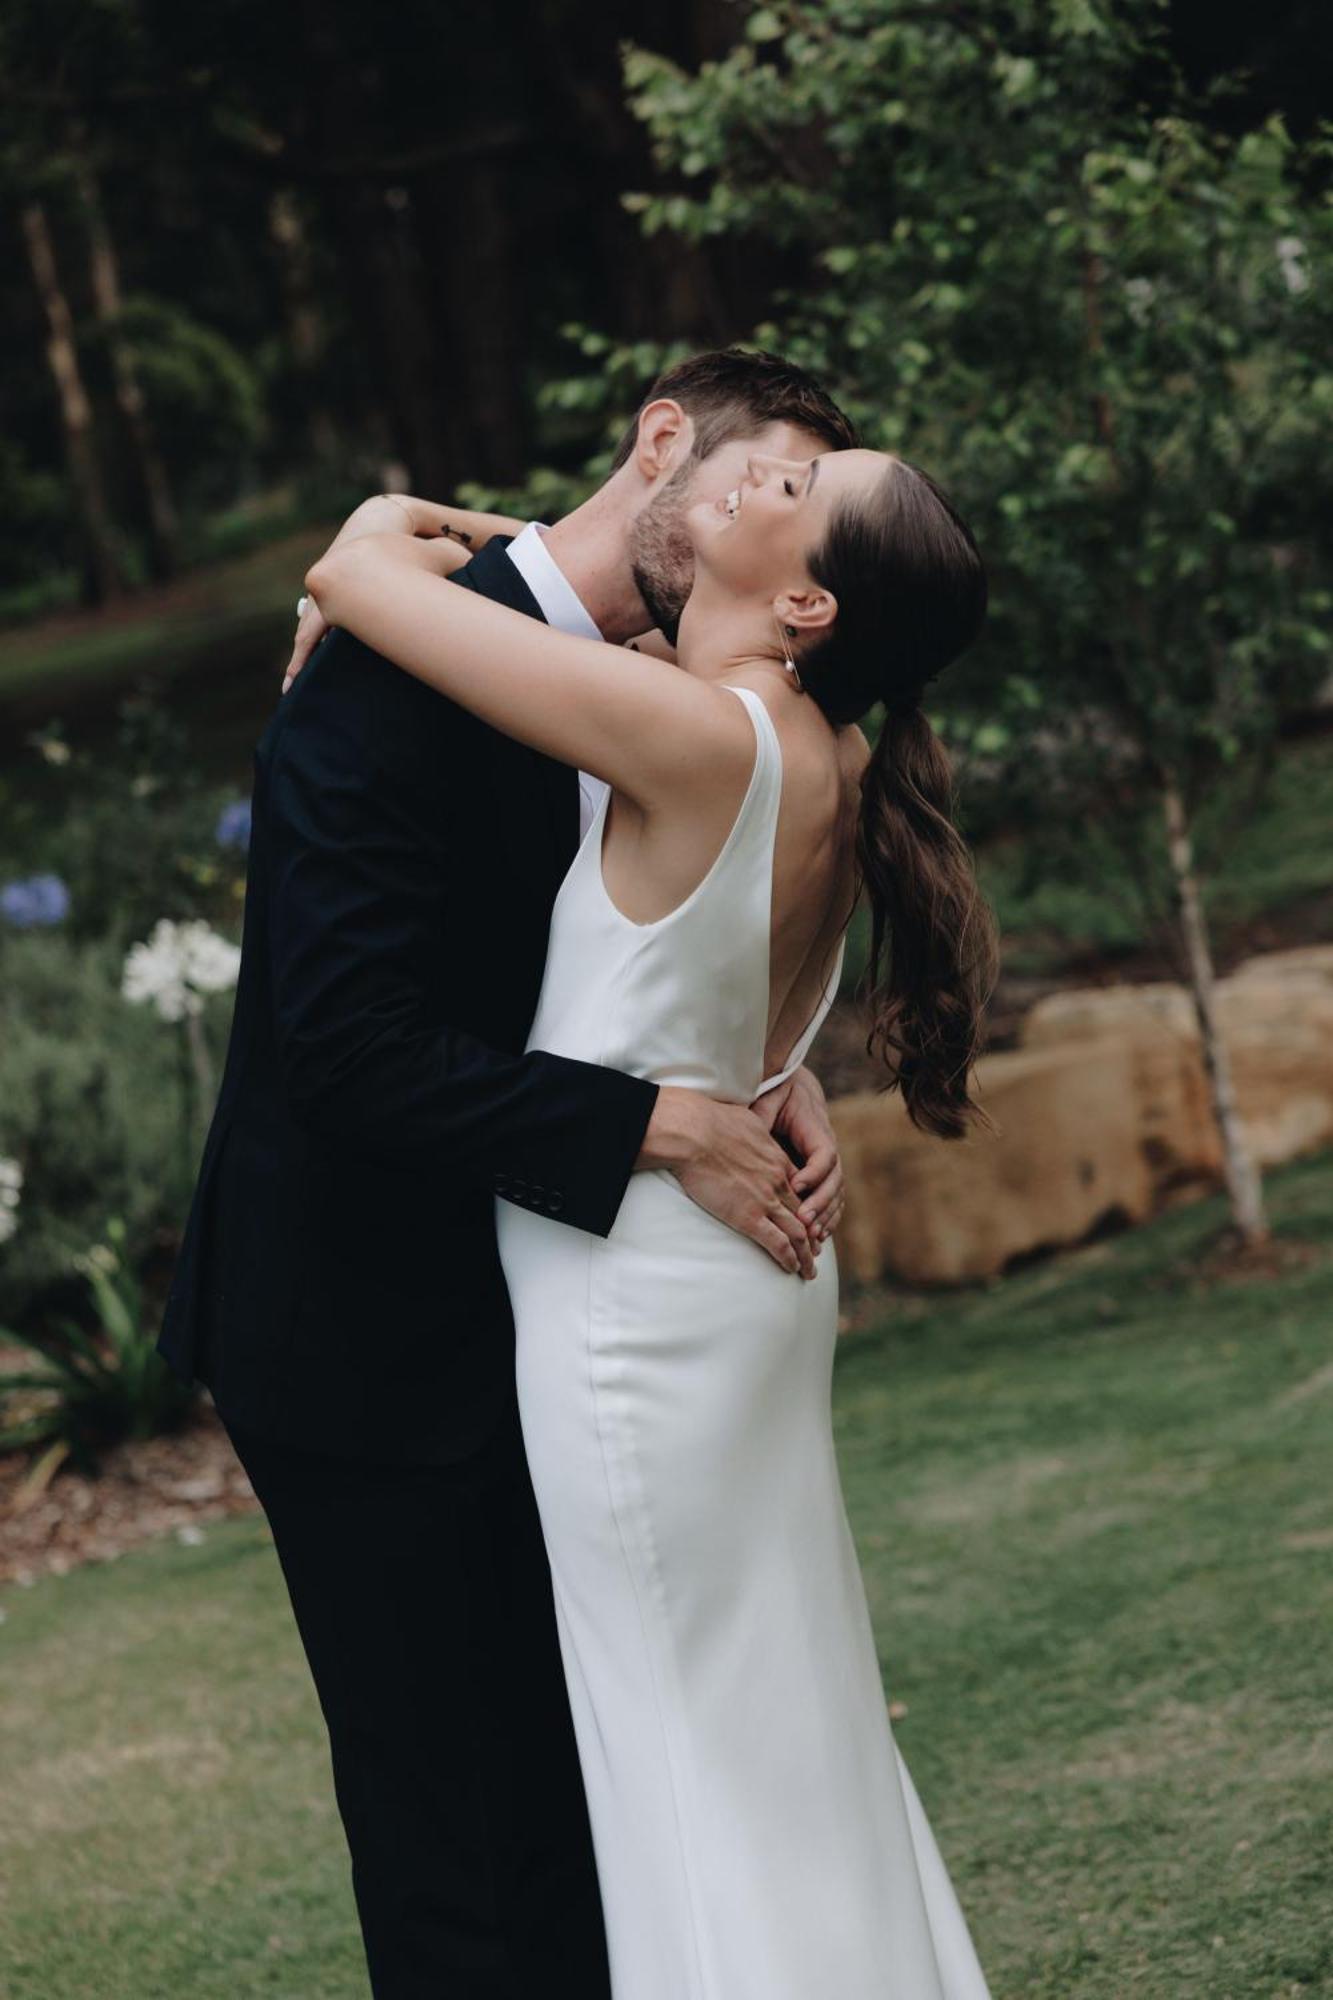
[[750, 1067, 845, 1244], [287, 592, 332, 687], [282, 495, 528, 692]]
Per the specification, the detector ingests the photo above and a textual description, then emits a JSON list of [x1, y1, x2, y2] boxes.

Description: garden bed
[[0, 1385, 257, 1591]]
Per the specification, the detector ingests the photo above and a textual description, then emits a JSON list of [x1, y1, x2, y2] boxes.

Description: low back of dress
[[524, 682, 844, 1101]]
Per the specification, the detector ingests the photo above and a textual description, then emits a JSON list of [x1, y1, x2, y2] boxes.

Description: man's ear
[[774, 585, 837, 643], [635, 399, 693, 482]]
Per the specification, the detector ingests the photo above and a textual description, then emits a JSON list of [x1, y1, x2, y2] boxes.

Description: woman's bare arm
[[364, 494, 528, 548], [625, 627, 678, 664], [302, 531, 753, 811], [285, 496, 528, 683]]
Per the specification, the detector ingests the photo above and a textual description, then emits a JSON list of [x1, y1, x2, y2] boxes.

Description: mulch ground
[[0, 1392, 261, 1592]]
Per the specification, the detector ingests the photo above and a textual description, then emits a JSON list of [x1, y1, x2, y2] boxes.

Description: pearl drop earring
[[774, 613, 805, 692]]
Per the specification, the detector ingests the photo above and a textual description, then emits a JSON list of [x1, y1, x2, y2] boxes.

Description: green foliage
[[101, 297, 266, 508], [546, 0, 1333, 866], [0, 438, 69, 595], [0, 700, 246, 1326], [980, 727, 1333, 971], [0, 1219, 195, 1464], [457, 330, 705, 519], [0, 933, 211, 1319], [1, 697, 247, 950]]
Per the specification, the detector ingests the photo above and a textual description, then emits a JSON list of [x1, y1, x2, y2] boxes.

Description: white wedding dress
[[497, 684, 991, 1998]]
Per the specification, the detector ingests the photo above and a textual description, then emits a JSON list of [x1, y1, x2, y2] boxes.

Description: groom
[[158, 347, 858, 1997]]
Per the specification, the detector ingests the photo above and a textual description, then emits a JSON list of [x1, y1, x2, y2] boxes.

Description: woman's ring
[[296, 594, 309, 620]]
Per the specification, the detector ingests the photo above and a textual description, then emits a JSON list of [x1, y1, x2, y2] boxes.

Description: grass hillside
[[2, 1149, 1330, 1997]]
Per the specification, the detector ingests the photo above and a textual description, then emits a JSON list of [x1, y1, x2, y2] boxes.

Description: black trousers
[[220, 1393, 611, 1999]]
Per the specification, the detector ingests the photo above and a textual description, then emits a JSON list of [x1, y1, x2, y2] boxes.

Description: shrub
[[0, 1218, 196, 1466], [0, 930, 234, 1326]]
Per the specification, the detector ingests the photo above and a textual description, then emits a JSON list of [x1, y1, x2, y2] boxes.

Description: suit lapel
[[449, 539, 582, 877]]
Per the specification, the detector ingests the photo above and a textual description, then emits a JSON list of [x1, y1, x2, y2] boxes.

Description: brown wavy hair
[[799, 456, 1000, 1141]]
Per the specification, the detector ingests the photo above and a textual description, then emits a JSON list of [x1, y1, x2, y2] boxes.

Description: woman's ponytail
[[856, 704, 999, 1140], [799, 453, 1000, 1138]]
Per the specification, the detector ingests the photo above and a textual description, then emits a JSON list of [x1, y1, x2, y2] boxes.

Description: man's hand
[[624, 628, 678, 664], [750, 1066, 845, 1244], [636, 1087, 817, 1279]]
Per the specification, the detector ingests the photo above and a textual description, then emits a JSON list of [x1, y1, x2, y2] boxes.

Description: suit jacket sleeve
[[265, 629, 658, 1238]]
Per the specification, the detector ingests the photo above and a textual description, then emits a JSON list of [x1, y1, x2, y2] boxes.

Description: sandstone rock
[[830, 1035, 1153, 1286], [1022, 960, 1333, 1174], [1018, 985, 1221, 1187], [1228, 943, 1333, 989], [830, 944, 1333, 1288]]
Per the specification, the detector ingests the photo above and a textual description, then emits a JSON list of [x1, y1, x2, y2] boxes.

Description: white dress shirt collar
[[502, 521, 610, 845], [504, 521, 602, 642]]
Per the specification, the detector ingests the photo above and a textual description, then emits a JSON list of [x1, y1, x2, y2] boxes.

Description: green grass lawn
[[0, 530, 332, 710], [0, 528, 333, 787], [2, 1157, 1331, 1998]]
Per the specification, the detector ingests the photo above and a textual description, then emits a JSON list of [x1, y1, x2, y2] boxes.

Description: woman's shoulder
[[719, 673, 868, 799]]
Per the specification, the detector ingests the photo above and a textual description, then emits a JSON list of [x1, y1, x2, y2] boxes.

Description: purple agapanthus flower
[[1, 873, 70, 928], [215, 798, 252, 851]]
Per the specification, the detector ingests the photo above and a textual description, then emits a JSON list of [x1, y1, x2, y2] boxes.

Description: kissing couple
[[160, 346, 997, 1997]]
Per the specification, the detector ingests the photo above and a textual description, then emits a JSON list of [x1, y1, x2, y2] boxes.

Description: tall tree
[[575, 0, 1332, 1247], [19, 198, 126, 603], [266, 187, 340, 466], [72, 136, 182, 579]]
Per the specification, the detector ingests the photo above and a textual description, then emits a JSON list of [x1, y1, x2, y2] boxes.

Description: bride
[[298, 441, 999, 1997]]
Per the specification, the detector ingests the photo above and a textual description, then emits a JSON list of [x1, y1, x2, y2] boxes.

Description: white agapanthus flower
[[122, 918, 241, 1023], [1276, 236, 1309, 295], [0, 1156, 22, 1246]]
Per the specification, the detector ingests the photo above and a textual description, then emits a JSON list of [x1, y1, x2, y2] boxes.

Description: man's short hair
[[608, 346, 859, 471]]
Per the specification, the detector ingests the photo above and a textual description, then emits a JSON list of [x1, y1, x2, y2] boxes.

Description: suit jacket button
[[511, 1176, 527, 1199], [547, 1191, 565, 1214], [530, 1183, 545, 1204], [494, 1173, 509, 1194]]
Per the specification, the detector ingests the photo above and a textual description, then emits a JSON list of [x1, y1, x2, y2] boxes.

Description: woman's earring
[[775, 614, 805, 692]]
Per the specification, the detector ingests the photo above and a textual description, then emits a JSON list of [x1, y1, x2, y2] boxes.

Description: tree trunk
[[20, 199, 126, 604], [73, 152, 182, 579], [267, 187, 341, 466], [331, 181, 456, 494], [1080, 245, 1266, 1243], [415, 149, 529, 485], [528, 0, 742, 347], [296, 3, 456, 492], [1160, 775, 1269, 1245]]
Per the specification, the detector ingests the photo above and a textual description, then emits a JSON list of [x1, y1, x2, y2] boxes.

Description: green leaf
[[746, 8, 785, 43]]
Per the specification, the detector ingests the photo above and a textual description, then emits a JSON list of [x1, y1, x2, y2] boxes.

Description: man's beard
[[627, 461, 698, 645]]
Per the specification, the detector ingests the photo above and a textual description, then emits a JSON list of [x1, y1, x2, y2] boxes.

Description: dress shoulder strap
[[721, 683, 784, 832]]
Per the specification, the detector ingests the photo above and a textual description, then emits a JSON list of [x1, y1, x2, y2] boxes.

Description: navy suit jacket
[[156, 539, 658, 1461]]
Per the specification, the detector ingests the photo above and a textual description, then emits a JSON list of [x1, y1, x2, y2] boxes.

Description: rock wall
[[829, 944, 1333, 1286]]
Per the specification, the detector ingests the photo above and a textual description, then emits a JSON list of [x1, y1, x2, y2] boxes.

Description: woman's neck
[[675, 578, 777, 687]]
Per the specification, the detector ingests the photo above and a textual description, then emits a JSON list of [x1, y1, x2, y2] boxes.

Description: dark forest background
[[1, 0, 1329, 613]]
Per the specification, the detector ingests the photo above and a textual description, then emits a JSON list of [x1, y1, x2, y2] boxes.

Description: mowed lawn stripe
[[2, 1149, 1330, 1997]]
